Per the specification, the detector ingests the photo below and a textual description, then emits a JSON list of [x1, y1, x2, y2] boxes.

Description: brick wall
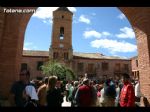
[[22, 56, 49, 79], [73, 58, 131, 80]]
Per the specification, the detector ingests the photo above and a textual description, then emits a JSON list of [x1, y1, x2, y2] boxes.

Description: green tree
[[41, 60, 75, 80]]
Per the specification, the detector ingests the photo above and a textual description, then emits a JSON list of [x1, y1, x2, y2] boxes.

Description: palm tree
[[41, 60, 75, 80]]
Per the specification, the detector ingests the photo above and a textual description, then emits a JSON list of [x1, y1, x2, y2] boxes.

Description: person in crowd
[[23, 85, 39, 107], [65, 80, 71, 102], [118, 79, 124, 91], [71, 81, 79, 107], [75, 78, 93, 107], [96, 84, 103, 106], [10, 70, 31, 107], [68, 81, 74, 102], [134, 79, 142, 107], [103, 79, 116, 107], [119, 73, 135, 107], [55, 77, 64, 105], [30, 79, 42, 92], [115, 81, 120, 107], [99, 80, 105, 107], [90, 80, 98, 106], [37, 77, 49, 106], [46, 76, 63, 107], [96, 84, 102, 98]]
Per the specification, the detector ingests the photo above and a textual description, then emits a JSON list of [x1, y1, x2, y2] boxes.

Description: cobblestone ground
[[62, 96, 71, 107]]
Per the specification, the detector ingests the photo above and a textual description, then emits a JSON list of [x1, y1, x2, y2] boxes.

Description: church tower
[[49, 7, 73, 67]]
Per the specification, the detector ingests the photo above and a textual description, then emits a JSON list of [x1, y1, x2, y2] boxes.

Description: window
[[115, 63, 121, 72], [21, 63, 27, 71], [137, 71, 139, 79], [88, 63, 94, 72], [62, 15, 64, 19], [37, 61, 43, 71], [64, 52, 69, 60], [97, 63, 100, 69], [53, 52, 59, 59], [60, 27, 64, 40], [124, 64, 129, 72], [136, 60, 138, 67], [77, 63, 84, 72], [102, 62, 108, 71]]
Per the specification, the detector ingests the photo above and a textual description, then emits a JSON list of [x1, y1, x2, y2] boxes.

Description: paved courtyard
[[62, 96, 71, 107]]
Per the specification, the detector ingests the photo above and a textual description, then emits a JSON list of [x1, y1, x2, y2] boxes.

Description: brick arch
[[0, 7, 150, 106], [119, 8, 150, 106]]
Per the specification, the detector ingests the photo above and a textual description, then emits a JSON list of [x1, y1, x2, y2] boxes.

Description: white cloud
[[83, 30, 101, 39], [116, 27, 135, 39], [102, 32, 111, 36], [68, 7, 77, 12], [24, 47, 30, 50], [79, 15, 91, 24], [33, 7, 77, 24], [24, 42, 37, 50], [117, 13, 126, 20], [91, 39, 137, 53], [33, 7, 57, 19], [83, 30, 112, 39]]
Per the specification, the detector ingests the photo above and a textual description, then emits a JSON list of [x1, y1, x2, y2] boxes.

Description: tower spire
[[55, 7, 73, 14]]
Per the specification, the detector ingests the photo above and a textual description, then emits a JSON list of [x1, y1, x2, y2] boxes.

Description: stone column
[[0, 7, 34, 102]]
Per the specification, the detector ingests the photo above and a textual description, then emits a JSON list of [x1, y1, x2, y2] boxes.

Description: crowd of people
[[10, 69, 143, 107]]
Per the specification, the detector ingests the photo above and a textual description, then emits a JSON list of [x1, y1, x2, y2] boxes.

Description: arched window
[[53, 52, 59, 59], [64, 52, 68, 60], [60, 27, 64, 40]]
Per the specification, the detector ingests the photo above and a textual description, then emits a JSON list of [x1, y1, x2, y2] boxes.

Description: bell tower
[[49, 7, 73, 66]]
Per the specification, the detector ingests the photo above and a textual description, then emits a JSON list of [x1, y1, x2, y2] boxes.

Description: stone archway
[[0, 7, 150, 106]]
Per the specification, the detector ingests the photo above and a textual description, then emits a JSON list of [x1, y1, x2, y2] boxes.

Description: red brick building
[[22, 50, 132, 80], [131, 56, 139, 80], [21, 7, 132, 80], [1, 7, 150, 105]]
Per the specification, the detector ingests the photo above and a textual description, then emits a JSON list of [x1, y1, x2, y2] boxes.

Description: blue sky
[[24, 7, 137, 59]]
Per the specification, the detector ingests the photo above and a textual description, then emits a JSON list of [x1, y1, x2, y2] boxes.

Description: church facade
[[21, 7, 132, 80]]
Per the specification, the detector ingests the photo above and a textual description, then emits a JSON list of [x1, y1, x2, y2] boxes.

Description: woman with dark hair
[[103, 79, 116, 107]]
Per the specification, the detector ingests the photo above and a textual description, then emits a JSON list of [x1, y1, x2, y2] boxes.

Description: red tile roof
[[23, 50, 130, 60]]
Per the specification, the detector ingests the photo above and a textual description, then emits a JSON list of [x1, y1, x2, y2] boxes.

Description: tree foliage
[[41, 60, 75, 80]]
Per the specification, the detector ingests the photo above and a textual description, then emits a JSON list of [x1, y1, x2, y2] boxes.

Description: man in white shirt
[[135, 80, 141, 107], [65, 81, 71, 102]]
